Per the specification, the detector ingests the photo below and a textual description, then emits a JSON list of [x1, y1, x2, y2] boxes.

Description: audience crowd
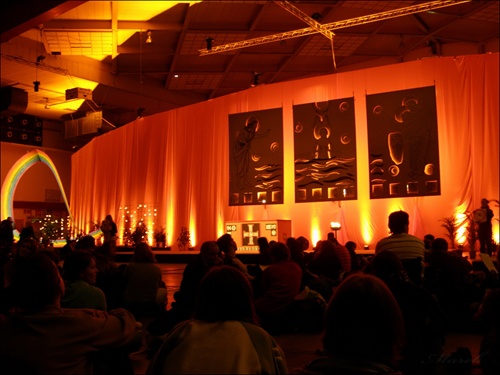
[[0, 210, 498, 375]]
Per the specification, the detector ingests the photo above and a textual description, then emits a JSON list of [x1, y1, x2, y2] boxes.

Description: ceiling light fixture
[[251, 72, 261, 87], [206, 37, 214, 50]]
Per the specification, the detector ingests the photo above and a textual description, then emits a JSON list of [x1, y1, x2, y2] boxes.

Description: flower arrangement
[[177, 226, 191, 251]]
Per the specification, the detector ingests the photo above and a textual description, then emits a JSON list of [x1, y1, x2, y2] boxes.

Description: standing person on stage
[[101, 215, 118, 244], [375, 210, 425, 286], [475, 198, 494, 255]]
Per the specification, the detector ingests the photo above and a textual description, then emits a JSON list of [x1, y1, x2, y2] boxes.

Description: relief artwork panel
[[229, 108, 284, 206], [293, 98, 357, 203], [366, 86, 441, 199]]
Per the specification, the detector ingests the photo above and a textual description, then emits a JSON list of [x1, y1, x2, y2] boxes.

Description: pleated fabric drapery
[[69, 53, 499, 250]]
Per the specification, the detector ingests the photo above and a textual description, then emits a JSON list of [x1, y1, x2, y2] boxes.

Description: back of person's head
[[257, 237, 269, 249], [19, 226, 35, 242], [297, 236, 309, 251], [345, 241, 357, 252], [423, 234, 435, 249], [286, 237, 303, 261], [105, 214, 113, 221], [76, 235, 96, 251], [323, 273, 404, 365], [388, 210, 409, 234], [63, 250, 95, 281], [316, 240, 337, 257], [15, 237, 39, 258], [200, 241, 220, 265], [195, 265, 257, 324], [431, 237, 448, 252], [7, 253, 63, 313], [366, 250, 408, 289], [216, 233, 234, 254], [132, 242, 155, 263], [269, 242, 290, 262]]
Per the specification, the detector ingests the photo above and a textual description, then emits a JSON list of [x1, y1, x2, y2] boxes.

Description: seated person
[[61, 250, 107, 311], [0, 253, 139, 375], [254, 242, 302, 333], [147, 266, 288, 374], [123, 243, 166, 321], [424, 237, 473, 328], [367, 250, 446, 375], [306, 240, 342, 301], [291, 274, 405, 375], [147, 241, 222, 337], [216, 233, 253, 280]]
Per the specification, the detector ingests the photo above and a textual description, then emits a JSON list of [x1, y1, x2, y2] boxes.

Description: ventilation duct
[[0, 87, 28, 114]]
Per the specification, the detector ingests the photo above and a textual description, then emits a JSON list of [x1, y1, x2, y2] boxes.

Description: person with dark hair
[[475, 288, 500, 375], [0, 252, 139, 375], [216, 233, 253, 279], [61, 250, 107, 311], [3, 237, 39, 290], [366, 250, 446, 375], [345, 240, 361, 271], [475, 198, 495, 255], [101, 214, 118, 244], [0, 217, 14, 259], [424, 237, 474, 330], [257, 236, 272, 265], [254, 242, 302, 333], [123, 242, 166, 320], [292, 274, 405, 375], [375, 210, 425, 285], [18, 224, 35, 242], [147, 241, 223, 339], [147, 266, 288, 374], [306, 240, 343, 301]]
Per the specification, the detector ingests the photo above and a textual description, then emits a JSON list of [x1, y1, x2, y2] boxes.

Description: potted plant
[[154, 227, 167, 248], [177, 226, 191, 251], [440, 216, 457, 250], [131, 221, 148, 245], [465, 211, 478, 259]]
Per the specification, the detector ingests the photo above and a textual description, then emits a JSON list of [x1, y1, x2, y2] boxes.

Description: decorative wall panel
[[293, 98, 357, 203], [229, 108, 284, 206]]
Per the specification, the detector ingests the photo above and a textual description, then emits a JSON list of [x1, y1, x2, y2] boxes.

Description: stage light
[[33, 81, 40, 92], [206, 37, 214, 50], [146, 30, 152, 44], [330, 221, 341, 239]]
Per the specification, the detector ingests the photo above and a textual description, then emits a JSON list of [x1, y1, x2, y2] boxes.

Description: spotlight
[[206, 37, 214, 50], [137, 107, 145, 119], [146, 30, 152, 44], [33, 81, 40, 92], [330, 221, 341, 239], [36, 55, 45, 63], [251, 72, 261, 87]]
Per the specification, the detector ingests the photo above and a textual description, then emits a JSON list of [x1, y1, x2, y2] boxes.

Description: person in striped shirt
[[375, 210, 425, 285]]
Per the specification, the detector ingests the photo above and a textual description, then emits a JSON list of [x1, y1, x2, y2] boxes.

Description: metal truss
[[273, 1, 334, 40], [199, 0, 471, 56]]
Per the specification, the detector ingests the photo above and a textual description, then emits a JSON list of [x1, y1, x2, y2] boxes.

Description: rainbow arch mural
[[1, 149, 101, 244]]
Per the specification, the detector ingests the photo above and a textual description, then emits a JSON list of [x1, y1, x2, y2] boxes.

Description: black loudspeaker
[[0, 87, 28, 114]]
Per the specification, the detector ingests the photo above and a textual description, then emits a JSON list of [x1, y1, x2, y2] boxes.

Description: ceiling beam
[[1, 1, 88, 43]]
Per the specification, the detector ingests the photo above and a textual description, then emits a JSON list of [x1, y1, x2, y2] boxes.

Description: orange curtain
[[70, 53, 499, 250]]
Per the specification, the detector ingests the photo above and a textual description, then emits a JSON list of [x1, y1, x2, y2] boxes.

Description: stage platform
[[114, 246, 261, 264]]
